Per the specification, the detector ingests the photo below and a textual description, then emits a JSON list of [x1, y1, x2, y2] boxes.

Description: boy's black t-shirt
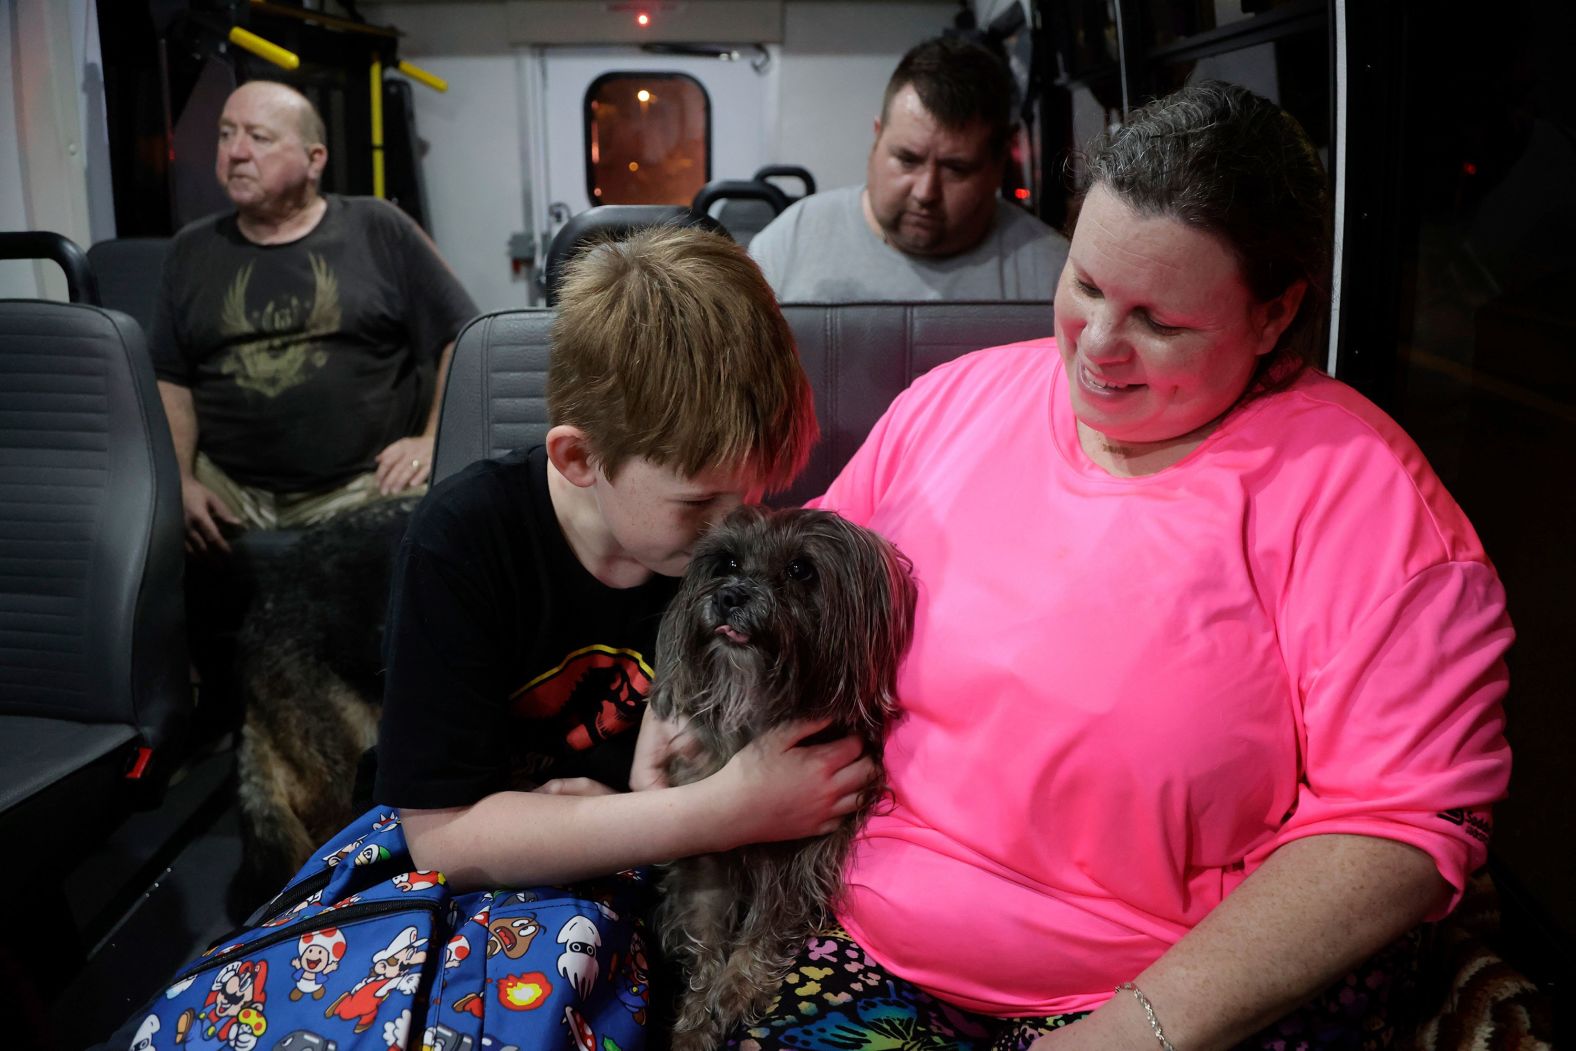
[[374, 446, 680, 809]]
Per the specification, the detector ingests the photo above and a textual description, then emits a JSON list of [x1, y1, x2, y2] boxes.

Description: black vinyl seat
[[542, 205, 727, 306], [704, 165, 816, 248], [0, 298, 189, 853], [83, 236, 299, 724], [86, 237, 172, 337], [692, 179, 791, 247], [1, 234, 195, 1045], [753, 164, 816, 199]]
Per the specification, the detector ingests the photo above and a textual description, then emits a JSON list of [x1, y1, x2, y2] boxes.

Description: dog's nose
[[716, 583, 750, 613]]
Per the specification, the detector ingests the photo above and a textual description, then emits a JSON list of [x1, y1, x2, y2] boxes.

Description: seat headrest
[[543, 205, 728, 306]]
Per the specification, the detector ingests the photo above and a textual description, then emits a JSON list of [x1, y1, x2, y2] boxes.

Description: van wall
[[0, 0, 114, 299], [357, 3, 525, 313], [773, 2, 957, 188], [0, 4, 30, 298], [362, 0, 955, 311]]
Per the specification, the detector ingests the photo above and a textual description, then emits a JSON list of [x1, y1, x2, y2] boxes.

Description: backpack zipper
[[175, 895, 445, 985]]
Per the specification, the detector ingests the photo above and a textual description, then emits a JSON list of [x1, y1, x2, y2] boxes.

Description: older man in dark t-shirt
[[150, 80, 476, 553]]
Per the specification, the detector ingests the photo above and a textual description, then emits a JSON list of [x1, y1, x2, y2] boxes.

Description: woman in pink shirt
[[730, 82, 1511, 1050]]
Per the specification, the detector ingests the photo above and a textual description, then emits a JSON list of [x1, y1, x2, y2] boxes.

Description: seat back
[[0, 300, 188, 751], [542, 205, 728, 306], [433, 310, 555, 483], [753, 165, 817, 199], [693, 180, 791, 248], [0, 230, 101, 304], [86, 238, 172, 337], [713, 200, 777, 248], [775, 301, 1051, 505], [432, 301, 1053, 501]]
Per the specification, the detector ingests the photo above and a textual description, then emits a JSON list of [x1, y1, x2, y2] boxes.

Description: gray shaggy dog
[[650, 505, 917, 1051], [233, 495, 421, 912]]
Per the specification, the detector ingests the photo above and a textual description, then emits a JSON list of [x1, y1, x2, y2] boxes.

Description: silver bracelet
[[1115, 982, 1177, 1051]]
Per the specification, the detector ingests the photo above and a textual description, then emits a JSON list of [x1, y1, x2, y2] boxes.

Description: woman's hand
[[1028, 835, 1450, 1051], [1024, 999, 1158, 1050], [701, 716, 876, 849]]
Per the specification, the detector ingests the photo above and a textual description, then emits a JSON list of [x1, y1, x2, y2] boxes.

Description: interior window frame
[[582, 70, 714, 207]]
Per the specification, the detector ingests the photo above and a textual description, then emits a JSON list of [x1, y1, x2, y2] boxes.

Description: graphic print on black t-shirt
[[510, 644, 655, 754], [217, 254, 342, 398]]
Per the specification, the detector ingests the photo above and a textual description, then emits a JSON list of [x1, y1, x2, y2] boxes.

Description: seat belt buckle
[[125, 745, 154, 780]]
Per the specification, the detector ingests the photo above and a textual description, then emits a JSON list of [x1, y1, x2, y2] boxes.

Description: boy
[[373, 226, 870, 889]]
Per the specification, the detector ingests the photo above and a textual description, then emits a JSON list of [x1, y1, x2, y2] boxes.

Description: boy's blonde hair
[[548, 225, 817, 492]]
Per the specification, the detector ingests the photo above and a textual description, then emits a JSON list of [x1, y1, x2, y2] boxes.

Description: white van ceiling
[[505, 1, 784, 45]]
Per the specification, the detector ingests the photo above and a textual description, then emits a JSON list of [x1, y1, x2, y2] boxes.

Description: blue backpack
[[125, 808, 655, 1051]]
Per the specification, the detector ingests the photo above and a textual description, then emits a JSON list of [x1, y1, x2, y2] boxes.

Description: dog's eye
[[713, 552, 740, 576], [784, 558, 816, 583]]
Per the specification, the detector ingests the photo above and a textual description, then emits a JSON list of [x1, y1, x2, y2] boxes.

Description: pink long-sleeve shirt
[[814, 340, 1512, 1016]]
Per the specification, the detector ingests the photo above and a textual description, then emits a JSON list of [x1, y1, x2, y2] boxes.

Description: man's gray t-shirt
[[748, 185, 1067, 301]]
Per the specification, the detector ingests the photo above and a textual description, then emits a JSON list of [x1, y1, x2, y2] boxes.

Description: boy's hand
[[629, 706, 700, 792], [705, 716, 875, 849], [533, 778, 617, 797]]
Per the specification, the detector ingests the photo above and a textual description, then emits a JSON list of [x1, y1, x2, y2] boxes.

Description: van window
[[585, 73, 712, 206]]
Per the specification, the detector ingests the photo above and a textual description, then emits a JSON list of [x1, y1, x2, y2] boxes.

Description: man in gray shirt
[[750, 37, 1068, 302]]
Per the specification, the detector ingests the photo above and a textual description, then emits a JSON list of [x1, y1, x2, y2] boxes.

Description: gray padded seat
[[431, 302, 1053, 501], [714, 199, 777, 246], [0, 301, 188, 848], [775, 301, 1051, 506], [86, 238, 171, 337], [432, 310, 555, 483]]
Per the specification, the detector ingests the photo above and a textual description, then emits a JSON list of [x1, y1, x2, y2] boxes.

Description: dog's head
[[654, 506, 916, 748]]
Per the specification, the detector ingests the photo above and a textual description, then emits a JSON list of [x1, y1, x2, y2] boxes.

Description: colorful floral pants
[[726, 925, 1424, 1051]]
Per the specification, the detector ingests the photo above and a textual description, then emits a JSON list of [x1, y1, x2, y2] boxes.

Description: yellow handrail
[[370, 55, 384, 198], [396, 60, 448, 93], [227, 26, 299, 71]]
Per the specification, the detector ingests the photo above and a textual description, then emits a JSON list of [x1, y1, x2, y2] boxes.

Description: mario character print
[[130, 1013, 160, 1051], [615, 929, 651, 1025], [325, 925, 428, 1034], [173, 959, 268, 1049], [290, 928, 346, 1001], [488, 914, 543, 959], [320, 834, 367, 868], [556, 914, 603, 999], [443, 930, 471, 973], [449, 912, 550, 1018], [262, 889, 324, 929], [391, 869, 445, 893]]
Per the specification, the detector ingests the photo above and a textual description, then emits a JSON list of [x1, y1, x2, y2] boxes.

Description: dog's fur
[[650, 505, 917, 1051], [233, 496, 420, 913]]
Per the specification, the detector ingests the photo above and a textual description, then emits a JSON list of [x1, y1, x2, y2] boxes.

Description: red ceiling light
[[636, 11, 650, 26]]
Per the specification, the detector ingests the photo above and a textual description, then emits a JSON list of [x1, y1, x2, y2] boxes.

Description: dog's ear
[[814, 515, 916, 738], [868, 542, 917, 724]]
